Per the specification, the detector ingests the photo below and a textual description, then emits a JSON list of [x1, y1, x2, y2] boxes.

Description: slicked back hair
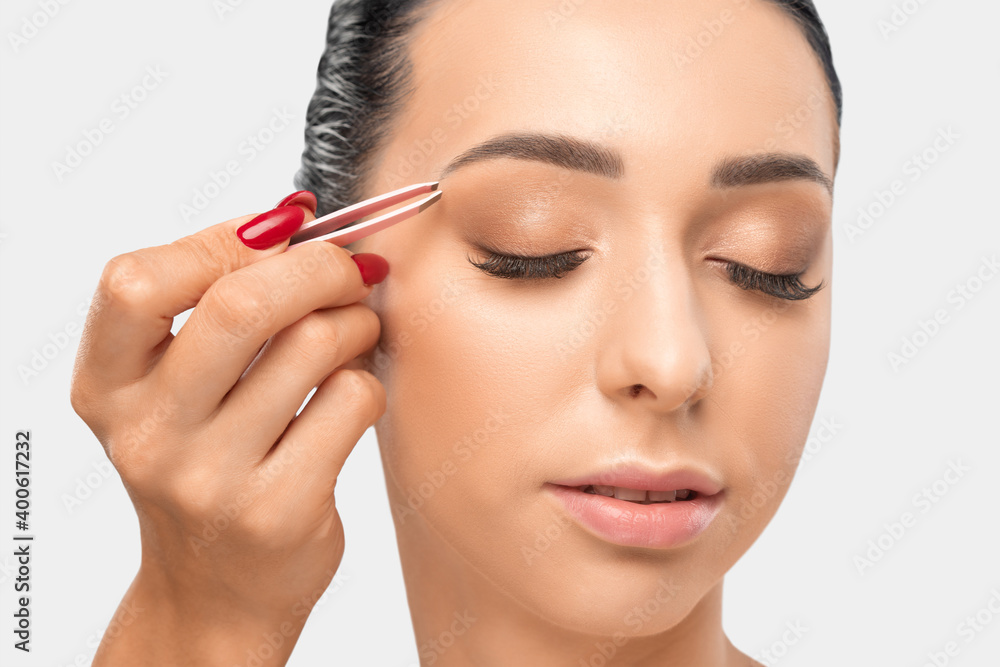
[[294, 0, 842, 217]]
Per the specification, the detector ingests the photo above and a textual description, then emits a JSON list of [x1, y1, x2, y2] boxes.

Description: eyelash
[[723, 261, 824, 301], [467, 249, 591, 280], [468, 250, 824, 301]]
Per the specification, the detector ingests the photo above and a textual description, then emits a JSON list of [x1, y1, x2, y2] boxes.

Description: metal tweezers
[[288, 181, 442, 246]]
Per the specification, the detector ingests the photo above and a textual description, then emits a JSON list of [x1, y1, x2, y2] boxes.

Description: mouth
[[545, 466, 725, 549], [574, 485, 699, 504]]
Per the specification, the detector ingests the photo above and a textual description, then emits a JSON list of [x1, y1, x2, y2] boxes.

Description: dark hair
[[768, 0, 843, 124], [294, 0, 842, 217]]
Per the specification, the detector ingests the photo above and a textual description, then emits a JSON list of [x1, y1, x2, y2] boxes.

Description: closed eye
[[467, 249, 824, 301], [467, 250, 591, 280], [722, 261, 824, 301]]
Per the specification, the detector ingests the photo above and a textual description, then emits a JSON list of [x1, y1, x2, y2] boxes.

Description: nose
[[594, 250, 713, 413]]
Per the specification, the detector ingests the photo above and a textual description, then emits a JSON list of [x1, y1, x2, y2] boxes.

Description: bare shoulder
[[730, 646, 765, 667]]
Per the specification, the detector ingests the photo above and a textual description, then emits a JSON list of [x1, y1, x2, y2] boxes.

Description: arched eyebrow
[[437, 132, 623, 180], [436, 131, 833, 194], [711, 152, 833, 194]]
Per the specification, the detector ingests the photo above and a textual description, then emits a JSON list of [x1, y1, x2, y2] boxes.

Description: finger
[[152, 239, 379, 417], [275, 190, 318, 215], [264, 368, 386, 501], [78, 205, 309, 392], [214, 303, 381, 460]]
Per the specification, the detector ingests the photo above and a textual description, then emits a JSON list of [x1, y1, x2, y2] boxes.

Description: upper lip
[[549, 463, 724, 496]]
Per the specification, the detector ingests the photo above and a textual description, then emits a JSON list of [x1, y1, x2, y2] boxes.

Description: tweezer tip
[[418, 189, 443, 211]]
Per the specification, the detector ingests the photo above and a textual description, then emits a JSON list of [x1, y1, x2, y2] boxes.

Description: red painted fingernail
[[274, 190, 317, 214], [236, 207, 305, 250], [351, 253, 389, 285]]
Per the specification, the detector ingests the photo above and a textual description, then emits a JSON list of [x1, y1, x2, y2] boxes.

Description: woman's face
[[352, 0, 836, 636]]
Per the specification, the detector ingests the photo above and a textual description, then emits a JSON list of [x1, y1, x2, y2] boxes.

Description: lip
[[545, 465, 725, 549], [549, 465, 724, 496]]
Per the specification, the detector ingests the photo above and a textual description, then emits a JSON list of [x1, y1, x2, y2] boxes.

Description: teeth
[[580, 486, 695, 503], [613, 486, 647, 502]]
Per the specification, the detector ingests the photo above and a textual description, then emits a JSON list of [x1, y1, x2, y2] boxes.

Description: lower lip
[[545, 484, 724, 549]]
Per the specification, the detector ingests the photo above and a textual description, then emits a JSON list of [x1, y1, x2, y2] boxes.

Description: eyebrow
[[437, 132, 624, 180], [712, 152, 833, 194], [436, 131, 833, 194]]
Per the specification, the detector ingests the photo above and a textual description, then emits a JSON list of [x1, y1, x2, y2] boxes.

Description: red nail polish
[[351, 253, 389, 285], [274, 190, 318, 214], [237, 207, 305, 250]]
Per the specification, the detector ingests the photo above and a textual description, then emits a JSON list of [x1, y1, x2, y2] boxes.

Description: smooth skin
[[71, 199, 385, 666], [73, 0, 836, 664], [348, 0, 833, 665]]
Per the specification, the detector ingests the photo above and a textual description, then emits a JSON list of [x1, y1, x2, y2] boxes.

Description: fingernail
[[274, 190, 318, 214], [351, 253, 389, 285], [237, 207, 305, 250]]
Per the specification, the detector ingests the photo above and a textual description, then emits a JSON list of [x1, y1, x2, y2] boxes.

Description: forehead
[[377, 0, 838, 191]]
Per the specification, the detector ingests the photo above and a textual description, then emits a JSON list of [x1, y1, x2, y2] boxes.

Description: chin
[[471, 496, 737, 637]]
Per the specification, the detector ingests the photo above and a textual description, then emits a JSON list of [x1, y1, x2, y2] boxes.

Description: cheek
[[367, 263, 554, 540], [705, 289, 831, 549]]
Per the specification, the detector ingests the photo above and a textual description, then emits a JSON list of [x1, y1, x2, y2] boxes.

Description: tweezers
[[288, 181, 442, 246]]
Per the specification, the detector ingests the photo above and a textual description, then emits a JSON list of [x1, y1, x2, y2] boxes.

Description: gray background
[[1, 1, 998, 665]]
